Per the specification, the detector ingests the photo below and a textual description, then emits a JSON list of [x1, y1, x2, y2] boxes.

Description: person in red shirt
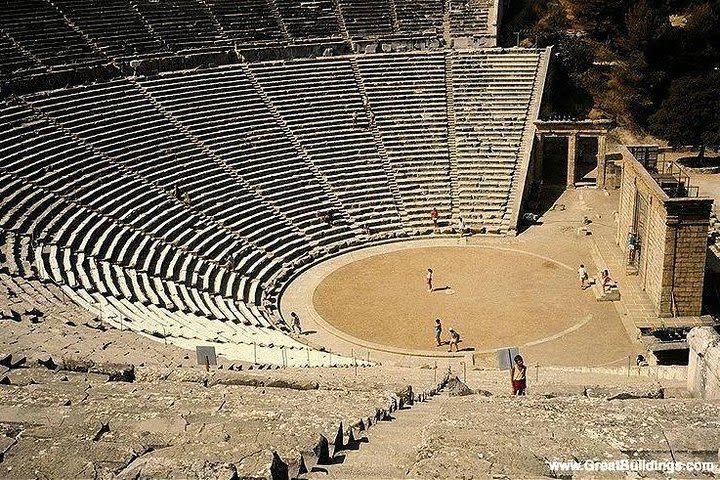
[[430, 208, 439, 230], [511, 355, 527, 395]]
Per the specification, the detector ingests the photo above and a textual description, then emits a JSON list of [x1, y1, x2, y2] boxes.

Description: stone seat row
[[0, 178, 282, 308]]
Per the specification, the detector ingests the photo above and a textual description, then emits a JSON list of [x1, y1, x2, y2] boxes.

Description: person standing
[[434, 318, 442, 346], [448, 328, 461, 352], [627, 231, 638, 263], [578, 264, 589, 290], [511, 355, 527, 395], [430, 208, 439, 230], [458, 217, 469, 236], [290, 312, 302, 334], [426, 268, 433, 292]]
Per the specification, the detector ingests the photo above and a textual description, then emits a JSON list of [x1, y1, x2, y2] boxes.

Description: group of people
[[433, 318, 462, 352], [578, 264, 615, 292], [317, 209, 338, 226], [171, 184, 191, 205]]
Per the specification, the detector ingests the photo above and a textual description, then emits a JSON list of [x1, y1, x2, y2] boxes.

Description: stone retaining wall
[[616, 148, 713, 317], [687, 327, 720, 399]]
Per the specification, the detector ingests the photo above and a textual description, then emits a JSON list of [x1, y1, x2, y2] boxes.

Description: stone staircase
[[387, 0, 401, 33], [46, 0, 106, 57], [444, 50, 460, 222], [442, 0, 453, 46], [349, 58, 411, 229], [194, 0, 231, 43], [329, 0, 352, 43], [264, 0, 292, 43], [128, 0, 172, 52], [506, 48, 551, 235], [237, 63, 363, 237], [299, 367, 720, 479]]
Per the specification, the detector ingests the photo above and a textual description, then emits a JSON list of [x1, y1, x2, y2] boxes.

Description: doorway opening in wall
[[576, 136, 599, 186], [654, 349, 690, 365], [541, 136, 568, 186]]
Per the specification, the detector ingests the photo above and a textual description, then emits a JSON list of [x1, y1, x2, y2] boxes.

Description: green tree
[[571, 0, 630, 42], [621, 0, 669, 55], [648, 72, 720, 158]]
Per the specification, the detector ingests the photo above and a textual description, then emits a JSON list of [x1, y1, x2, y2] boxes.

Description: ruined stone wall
[[616, 151, 712, 317], [687, 327, 720, 399], [662, 215, 710, 316], [615, 161, 636, 248], [644, 194, 670, 314], [616, 159, 668, 313]]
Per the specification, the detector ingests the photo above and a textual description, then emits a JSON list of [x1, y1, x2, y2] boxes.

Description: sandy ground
[[309, 189, 644, 367], [314, 246, 613, 351]]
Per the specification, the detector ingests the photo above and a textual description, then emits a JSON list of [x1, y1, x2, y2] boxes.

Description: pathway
[[311, 396, 446, 479]]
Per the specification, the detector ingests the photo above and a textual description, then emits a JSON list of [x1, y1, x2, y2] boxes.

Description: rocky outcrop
[[59, 356, 135, 382], [687, 327, 720, 399]]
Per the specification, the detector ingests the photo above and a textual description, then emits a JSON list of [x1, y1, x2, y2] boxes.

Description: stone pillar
[[534, 134, 544, 180], [566, 133, 577, 188], [596, 134, 607, 189]]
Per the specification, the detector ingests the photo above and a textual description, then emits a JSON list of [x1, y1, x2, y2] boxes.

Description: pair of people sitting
[[599, 269, 616, 293]]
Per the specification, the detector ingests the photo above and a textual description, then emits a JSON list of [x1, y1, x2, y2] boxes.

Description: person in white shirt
[[578, 264, 589, 289], [458, 217, 469, 236]]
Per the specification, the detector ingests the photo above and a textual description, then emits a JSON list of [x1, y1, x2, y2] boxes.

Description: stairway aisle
[[316, 396, 446, 479]]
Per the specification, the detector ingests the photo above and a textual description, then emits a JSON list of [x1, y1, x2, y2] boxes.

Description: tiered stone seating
[[0, 174, 249, 305], [0, 103, 277, 307], [53, 0, 167, 57], [337, 0, 395, 38], [452, 50, 545, 232], [395, 0, 443, 34], [0, 48, 551, 366], [201, 0, 286, 43], [24, 80, 309, 262], [275, 0, 343, 40], [0, 0, 102, 67], [0, 32, 43, 77], [133, 0, 230, 52], [0, 364, 407, 478], [0, 102, 252, 267], [67, 285, 350, 366], [357, 53, 452, 229], [0, 229, 364, 368], [449, 0, 492, 39], [249, 58, 404, 232], [137, 68, 356, 248], [0, 222, 328, 366]]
